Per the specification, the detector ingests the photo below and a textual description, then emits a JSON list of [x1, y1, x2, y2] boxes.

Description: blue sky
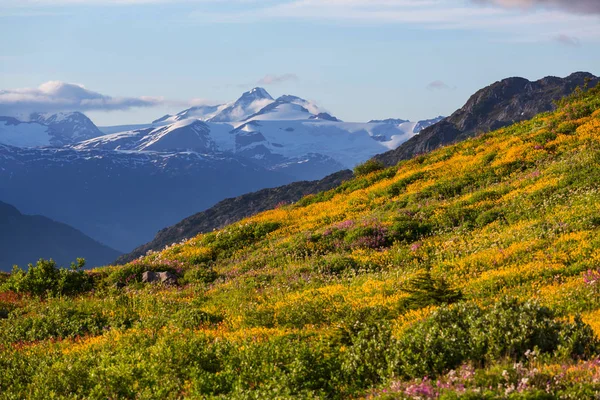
[[0, 0, 599, 125]]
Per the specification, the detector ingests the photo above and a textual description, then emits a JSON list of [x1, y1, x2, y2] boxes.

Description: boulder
[[142, 271, 178, 285]]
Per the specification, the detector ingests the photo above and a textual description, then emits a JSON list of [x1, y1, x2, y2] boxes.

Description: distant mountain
[[77, 88, 441, 181], [116, 169, 354, 264], [0, 200, 120, 272], [152, 104, 226, 124], [0, 112, 103, 147], [0, 87, 442, 254], [30, 112, 103, 144], [74, 119, 218, 153], [209, 87, 275, 123], [412, 116, 445, 132], [0, 117, 52, 147], [374, 72, 599, 166], [0, 144, 290, 252], [309, 113, 341, 122], [368, 118, 409, 124]]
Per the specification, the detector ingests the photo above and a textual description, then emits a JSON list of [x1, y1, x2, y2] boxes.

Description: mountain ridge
[[374, 72, 599, 166], [0, 200, 121, 272]]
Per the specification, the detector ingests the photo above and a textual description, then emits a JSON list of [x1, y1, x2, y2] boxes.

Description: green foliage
[[0, 300, 107, 343], [181, 266, 218, 285], [354, 159, 386, 176], [313, 254, 360, 275], [396, 298, 600, 378], [203, 221, 281, 259], [340, 321, 394, 387], [107, 259, 182, 286], [389, 213, 432, 243], [400, 271, 464, 310], [2, 258, 93, 297]]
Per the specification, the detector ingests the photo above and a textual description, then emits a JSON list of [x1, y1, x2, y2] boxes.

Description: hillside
[[0, 201, 120, 272], [1, 84, 600, 398], [115, 75, 591, 263], [116, 169, 354, 264], [375, 71, 598, 166]]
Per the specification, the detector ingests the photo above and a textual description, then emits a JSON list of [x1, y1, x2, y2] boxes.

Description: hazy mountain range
[[0, 87, 440, 268]]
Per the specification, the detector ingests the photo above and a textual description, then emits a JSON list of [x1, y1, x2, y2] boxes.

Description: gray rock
[[158, 271, 178, 285], [142, 271, 178, 285], [142, 271, 158, 283]]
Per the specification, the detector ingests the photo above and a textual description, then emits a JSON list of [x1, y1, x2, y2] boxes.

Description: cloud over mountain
[[257, 73, 299, 85], [0, 81, 163, 115]]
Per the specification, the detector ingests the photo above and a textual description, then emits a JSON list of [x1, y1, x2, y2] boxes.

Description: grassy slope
[[1, 86, 600, 399]]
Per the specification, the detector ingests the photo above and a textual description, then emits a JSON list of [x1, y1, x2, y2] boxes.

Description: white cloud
[[257, 73, 299, 85], [190, 0, 600, 42], [0, 81, 164, 115], [426, 80, 451, 90], [2, 0, 599, 42], [553, 34, 581, 46]]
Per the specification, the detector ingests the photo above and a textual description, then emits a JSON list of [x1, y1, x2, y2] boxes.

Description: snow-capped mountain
[[0, 86, 444, 254], [152, 104, 226, 124], [242, 94, 327, 122], [0, 112, 103, 147], [30, 112, 103, 143], [413, 116, 445, 132], [72, 88, 443, 180], [209, 87, 275, 123], [75, 119, 217, 153]]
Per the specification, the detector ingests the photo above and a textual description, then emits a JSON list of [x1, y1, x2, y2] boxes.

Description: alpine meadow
[[1, 80, 600, 399], [2, 0, 600, 398]]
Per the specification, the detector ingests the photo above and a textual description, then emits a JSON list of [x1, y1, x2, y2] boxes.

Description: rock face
[[115, 169, 354, 264], [142, 271, 178, 285], [374, 72, 599, 166]]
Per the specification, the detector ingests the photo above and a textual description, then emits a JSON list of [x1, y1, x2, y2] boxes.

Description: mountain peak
[[209, 88, 275, 123], [242, 87, 273, 101]]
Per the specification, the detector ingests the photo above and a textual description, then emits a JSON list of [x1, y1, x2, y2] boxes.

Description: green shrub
[[0, 301, 107, 343], [313, 255, 359, 275], [395, 298, 599, 378], [172, 307, 223, 330], [400, 271, 463, 310], [354, 159, 385, 176], [556, 121, 578, 135], [475, 209, 504, 227], [2, 258, 93, 297], [203, 221, 281, 259], [108, 259, 183, 286], [182, 266, 218, 285], [340, 321, 394, 387], [389, 213, 432, 243]]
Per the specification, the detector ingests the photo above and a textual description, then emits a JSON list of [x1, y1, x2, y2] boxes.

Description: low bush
[[395, 298, 599, 378], [400, 271, 463, 310], [0, 301, 107, 343], [2, 258, 93, 297], [354, 159, 386, 176]]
